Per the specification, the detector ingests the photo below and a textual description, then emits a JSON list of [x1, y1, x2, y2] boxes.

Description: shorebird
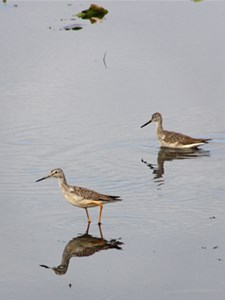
[[141, 112, 210, 149], [36, 168, 121, 224]]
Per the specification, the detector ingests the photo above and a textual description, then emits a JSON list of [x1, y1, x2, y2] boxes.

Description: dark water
[[1, 1, 225, 299]]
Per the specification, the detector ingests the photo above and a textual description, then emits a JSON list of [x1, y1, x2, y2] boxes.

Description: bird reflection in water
[[40, 224, 123, 275], [142, 147, 210, 181]]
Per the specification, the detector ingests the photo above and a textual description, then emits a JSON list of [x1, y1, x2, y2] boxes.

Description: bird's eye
[[54, 171, 58, 174]]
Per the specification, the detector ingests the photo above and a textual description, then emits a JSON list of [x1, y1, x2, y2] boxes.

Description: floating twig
[[103, 51, 107, 69]]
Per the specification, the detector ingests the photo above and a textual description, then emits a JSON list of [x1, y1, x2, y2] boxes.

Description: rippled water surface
[[1, 1, 225, 299]]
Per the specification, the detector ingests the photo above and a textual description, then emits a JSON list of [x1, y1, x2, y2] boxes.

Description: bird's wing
[[162, 130, 204, 145], [70, 186, 121, 202]]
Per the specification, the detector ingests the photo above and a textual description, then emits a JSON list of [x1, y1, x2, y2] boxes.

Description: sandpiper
[[36, 168, 121, 224], [141, 112, 210, 149]]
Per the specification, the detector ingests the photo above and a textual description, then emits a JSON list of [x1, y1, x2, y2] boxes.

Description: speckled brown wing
[[72, 186, 121, 202], [163, 130, 209, 145]]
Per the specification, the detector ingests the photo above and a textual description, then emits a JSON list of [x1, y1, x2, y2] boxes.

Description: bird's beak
[[36, 174, 51, 182], [141, 119, 152, 128]]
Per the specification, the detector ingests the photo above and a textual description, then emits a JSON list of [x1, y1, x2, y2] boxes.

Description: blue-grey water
[[1, 1, 225, 299]]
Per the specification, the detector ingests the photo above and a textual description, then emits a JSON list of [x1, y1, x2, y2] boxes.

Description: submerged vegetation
[[63, 4, 108, 31], [76, 4, 108, 24]]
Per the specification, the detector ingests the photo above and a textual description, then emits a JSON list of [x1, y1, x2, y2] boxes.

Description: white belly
[[64, 193, 101, 208], [160, 140, 204, 149]]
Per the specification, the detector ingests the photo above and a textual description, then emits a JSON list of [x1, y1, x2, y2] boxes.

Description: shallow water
[[1, 1, 225, 299]]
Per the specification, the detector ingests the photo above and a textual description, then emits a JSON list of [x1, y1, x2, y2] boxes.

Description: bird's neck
[[156, 119, 163, 134], [57, 175, 68, 192]]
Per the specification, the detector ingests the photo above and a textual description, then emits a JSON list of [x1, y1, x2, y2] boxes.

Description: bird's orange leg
[[98, 203, 103, 225], [85, 208, 91, 224]]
